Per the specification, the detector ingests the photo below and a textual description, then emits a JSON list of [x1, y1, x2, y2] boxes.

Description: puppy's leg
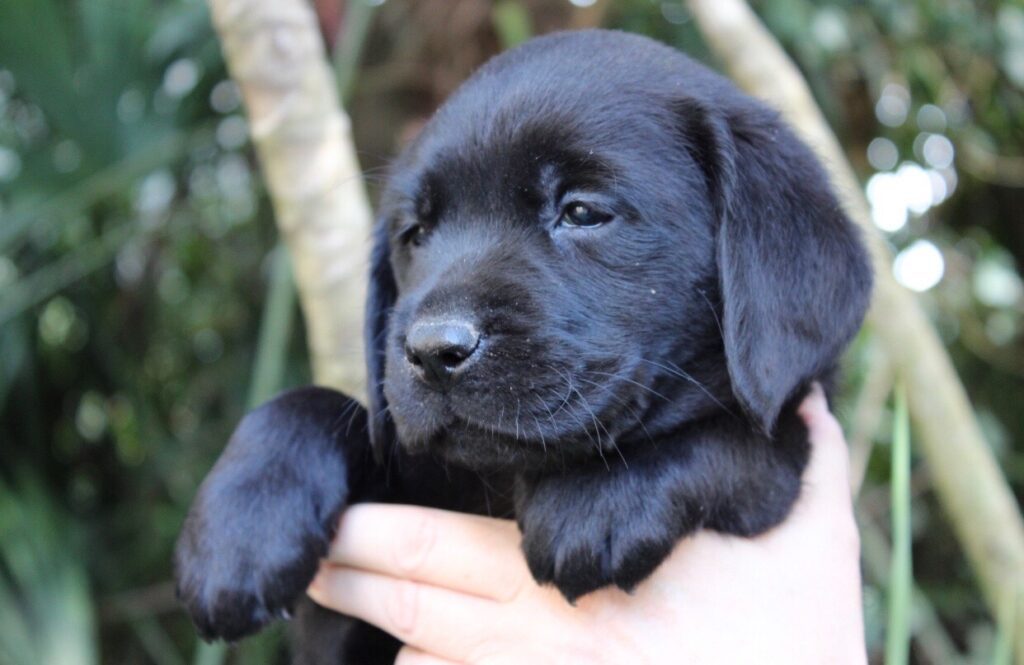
[[516, 409, 808, 602], [174, 386, 382, 642]]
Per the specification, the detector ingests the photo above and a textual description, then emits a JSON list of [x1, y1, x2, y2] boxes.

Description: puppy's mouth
[[387, 359, 658, 471]]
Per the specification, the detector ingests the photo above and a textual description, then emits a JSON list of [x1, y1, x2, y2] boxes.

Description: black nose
[[404, 318, 481, 386]]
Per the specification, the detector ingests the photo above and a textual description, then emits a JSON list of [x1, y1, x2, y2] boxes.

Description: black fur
[[174, 30, 872, 662]]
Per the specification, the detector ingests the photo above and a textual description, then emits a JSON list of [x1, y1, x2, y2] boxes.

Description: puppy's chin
[[394, 419, 595, 472]]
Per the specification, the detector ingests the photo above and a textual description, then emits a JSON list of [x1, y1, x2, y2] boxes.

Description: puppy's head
[[366, 30, 871, 470]]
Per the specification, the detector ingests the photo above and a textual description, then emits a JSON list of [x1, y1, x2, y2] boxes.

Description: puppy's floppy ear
[[365, 218, 398, 463], [681, 98, 873, 433]]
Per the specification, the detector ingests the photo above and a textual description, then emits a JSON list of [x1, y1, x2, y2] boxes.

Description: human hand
[[307, 384, 866, 664]]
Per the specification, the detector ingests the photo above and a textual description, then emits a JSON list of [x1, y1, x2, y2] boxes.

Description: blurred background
[[0, 0, 1022, 663]]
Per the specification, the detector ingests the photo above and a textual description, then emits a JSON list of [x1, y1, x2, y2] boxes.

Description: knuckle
[[394, 511, 437, 575]]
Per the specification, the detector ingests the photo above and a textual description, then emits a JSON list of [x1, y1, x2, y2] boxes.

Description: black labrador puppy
[[175, 29, 872, 663]]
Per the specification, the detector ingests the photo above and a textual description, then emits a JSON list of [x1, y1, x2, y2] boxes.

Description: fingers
[[798, 383, 851, 494], [308, 565, 500, 661], [792, 384, 859, 550], [327, 504, 527, 601]]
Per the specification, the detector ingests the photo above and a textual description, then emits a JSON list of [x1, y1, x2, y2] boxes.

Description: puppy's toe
[[520, 499, 680, 602], [174, 519, 325, 641], [188, 586, 276, 643], [521, 514, 617, 602], [551, 541, 614, 603], [176, 560, 289, 642], [521, 525, 557, 586], [608, 534, 674, 593], [177, 550, 324, 642]]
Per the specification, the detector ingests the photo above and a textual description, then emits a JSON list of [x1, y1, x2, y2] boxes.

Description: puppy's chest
[[397, 459, 519, 519]]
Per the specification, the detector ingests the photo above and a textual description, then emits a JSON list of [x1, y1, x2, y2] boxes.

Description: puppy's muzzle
[[404, 317, 482, 388]]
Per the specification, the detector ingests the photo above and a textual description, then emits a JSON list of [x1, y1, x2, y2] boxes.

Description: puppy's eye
[[400, 224, 428, 247], [559, 202, 612, 229]]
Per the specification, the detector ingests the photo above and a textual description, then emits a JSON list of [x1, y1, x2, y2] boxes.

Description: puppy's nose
[[404, 318, 481, 386]]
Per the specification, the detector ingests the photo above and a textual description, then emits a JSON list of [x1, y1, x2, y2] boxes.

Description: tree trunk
[[207, 0, 372, 402]]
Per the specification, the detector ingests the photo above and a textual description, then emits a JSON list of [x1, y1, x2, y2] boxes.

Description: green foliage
[[0, 0, 1021, 662], [886, 386, 912, 665], [0, 0, 298, 661], [492, 1, 534, 49], [0, 477, 97, 665]]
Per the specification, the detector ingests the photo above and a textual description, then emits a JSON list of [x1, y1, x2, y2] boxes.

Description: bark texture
[[208, 0, 372, 401]]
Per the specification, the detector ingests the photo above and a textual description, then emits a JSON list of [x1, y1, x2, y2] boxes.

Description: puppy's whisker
[[611, 440, 628, 468], [583, 370, 670, 403], [530, 413, 548, 455], [618, 402, 655, 449], [573, 378, 630, 468], [536, 371, 631, 453], [697, 288, 726, 342], [634, 357, 739, 419], [549, 368, 577, 418], [328, 398, 360, 439], [663, 359, 740, 419], [574, 376, 653, 451], [572, 386, 612, 471], [515, 398, 522, 442], [559, 381, 599, 450], [535, 387, 564, 442]]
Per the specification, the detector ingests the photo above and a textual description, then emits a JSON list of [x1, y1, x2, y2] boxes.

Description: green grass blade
[[0, 477, 98, 665], [992, 590, 1016, 665], [491, 1, 533, 49], [191, 249, 296, 664], [0, 223, 133, 327], [332, 0, 377, 103], [193, 642, 228, 665], [247, 246, 297, 407], [132, 617, 187, 665], [886, 384, 913, 665], [0, 131, 194, 254]]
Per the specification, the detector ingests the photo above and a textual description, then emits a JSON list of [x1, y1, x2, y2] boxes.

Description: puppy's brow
[[416, 172, 449, 221], [415, 185, 433, 220], [537, 163, 560, 194]]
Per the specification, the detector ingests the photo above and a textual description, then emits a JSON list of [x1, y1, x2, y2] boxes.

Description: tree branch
[[208, 0, 372, 401]]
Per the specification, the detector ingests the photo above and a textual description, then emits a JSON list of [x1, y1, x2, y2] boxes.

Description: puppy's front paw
[[174, 494, 338, 642], [174, 389, 355, 641], [517, 471, 690, 603]]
